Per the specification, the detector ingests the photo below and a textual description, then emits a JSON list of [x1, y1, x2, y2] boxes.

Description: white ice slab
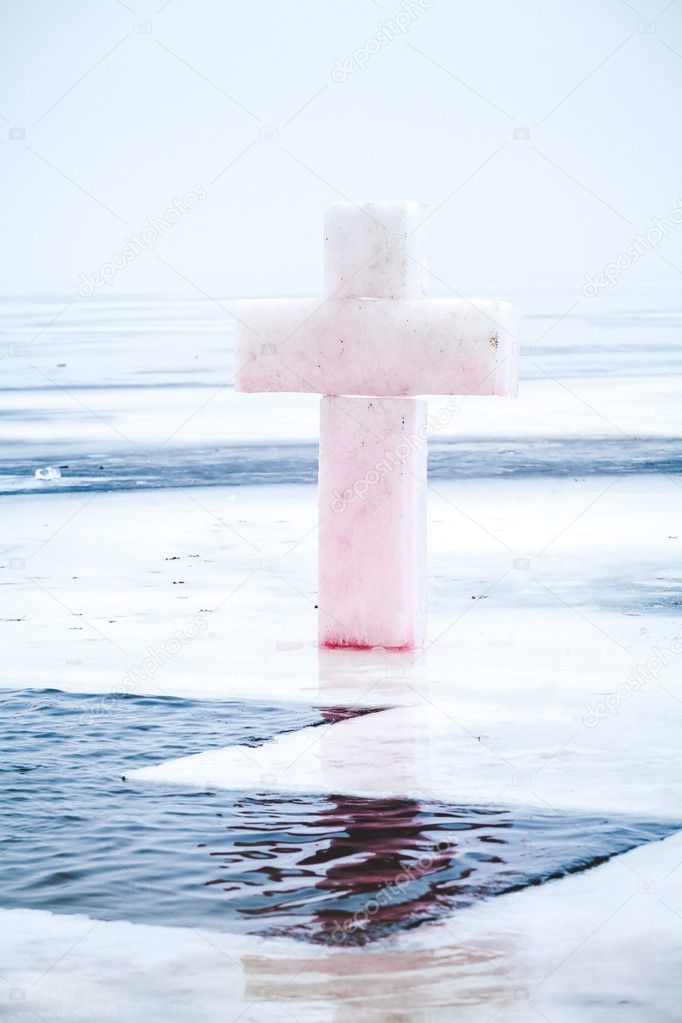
[[127, 696, 682, 821]]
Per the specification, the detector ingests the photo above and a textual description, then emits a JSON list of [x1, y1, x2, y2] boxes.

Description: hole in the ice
[[1, 689, 679, 946]]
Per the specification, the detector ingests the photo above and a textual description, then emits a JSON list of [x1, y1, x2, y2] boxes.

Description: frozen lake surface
[[1, 287, 681, 1020]]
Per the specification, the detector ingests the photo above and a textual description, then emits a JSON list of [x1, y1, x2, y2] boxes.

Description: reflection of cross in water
[[200, 786, 674, 948], [202, 789, 518, 945], [301, 794, 458, 946]]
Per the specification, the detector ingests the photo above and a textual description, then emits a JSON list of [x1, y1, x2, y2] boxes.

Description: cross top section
[[236, 200, 518, 399]]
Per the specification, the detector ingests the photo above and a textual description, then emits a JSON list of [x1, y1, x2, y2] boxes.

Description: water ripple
[[1, 689, 678, 944]]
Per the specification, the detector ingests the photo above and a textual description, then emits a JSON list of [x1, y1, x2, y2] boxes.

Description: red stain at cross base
[[320, 640, 414, 652]]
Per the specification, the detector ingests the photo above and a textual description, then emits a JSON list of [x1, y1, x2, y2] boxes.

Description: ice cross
[[235, 201, 519, 650]]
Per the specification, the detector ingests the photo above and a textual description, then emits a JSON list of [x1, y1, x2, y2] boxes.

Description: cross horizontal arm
[[235, 298, 518, 397]]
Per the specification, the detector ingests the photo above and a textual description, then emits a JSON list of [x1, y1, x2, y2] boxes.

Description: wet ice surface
[[1, 689, 677, 946], [3, 436, 682, 496]]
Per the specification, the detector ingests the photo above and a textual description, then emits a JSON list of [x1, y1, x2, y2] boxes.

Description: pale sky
[[1, 0, 681, 300]]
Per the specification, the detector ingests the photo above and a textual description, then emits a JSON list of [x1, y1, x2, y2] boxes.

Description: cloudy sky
[[1, 0, 681, 299]]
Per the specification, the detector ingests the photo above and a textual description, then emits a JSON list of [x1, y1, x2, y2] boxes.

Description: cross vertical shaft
[[318, 202, 429, 648]]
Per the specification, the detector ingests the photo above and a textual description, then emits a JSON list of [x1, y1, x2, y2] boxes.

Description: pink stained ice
[[236, 297, 518, 398], [317, 395, 427, 650]]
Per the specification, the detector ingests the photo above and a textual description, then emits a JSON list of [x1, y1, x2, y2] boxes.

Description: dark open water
[[1, 689, 677, 945], [2, 436, 682, 496]]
